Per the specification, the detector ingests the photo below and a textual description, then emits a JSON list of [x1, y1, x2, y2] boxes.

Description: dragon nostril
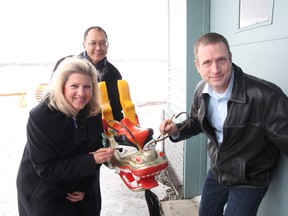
[[135, 157, 143, 163]]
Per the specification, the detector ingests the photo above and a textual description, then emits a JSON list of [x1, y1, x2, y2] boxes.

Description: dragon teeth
[[131, 180, 138, 188], [132, 174, 140, 181], [122, 175, 138, 188]]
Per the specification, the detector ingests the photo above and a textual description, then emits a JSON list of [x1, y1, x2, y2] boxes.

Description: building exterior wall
[[164, 0, 187, 197]]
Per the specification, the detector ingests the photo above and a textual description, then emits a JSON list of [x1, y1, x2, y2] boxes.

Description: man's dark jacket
[[16, 99, 103, 216], [171, 63, 288, 187]]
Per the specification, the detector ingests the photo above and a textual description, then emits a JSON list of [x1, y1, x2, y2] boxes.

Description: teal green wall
[[183, 0, 210, 198]]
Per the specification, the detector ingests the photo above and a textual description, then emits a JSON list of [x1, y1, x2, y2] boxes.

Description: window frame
[[237, 0, 275, 32]]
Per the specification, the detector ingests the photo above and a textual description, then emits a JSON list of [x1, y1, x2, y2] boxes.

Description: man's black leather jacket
[[171, 63, 288, 187]]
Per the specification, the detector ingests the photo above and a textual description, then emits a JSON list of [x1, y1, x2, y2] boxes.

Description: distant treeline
[[0, 58, 167, 67], [0, 62, 53, 67]]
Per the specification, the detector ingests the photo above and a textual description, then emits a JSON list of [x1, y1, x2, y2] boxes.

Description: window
[[238, 0, 274, 30]]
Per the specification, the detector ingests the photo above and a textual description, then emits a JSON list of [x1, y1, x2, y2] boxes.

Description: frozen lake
[[0, 59, 168, 105]]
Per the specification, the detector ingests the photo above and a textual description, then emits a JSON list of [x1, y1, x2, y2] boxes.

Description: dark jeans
[[199, 170, 268, 216]]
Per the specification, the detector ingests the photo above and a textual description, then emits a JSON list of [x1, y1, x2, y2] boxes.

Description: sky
[[0, 0, 168, 63]]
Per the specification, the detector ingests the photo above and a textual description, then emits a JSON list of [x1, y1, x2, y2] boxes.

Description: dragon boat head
[[102, 117, 168, 192]]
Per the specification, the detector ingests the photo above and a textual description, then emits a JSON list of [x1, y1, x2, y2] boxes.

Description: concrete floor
[[161, 197, 200, 216]]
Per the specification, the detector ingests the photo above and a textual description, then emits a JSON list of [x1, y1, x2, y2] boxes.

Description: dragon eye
[[117, 148, 123, 152], [115, 145, 138, 157]]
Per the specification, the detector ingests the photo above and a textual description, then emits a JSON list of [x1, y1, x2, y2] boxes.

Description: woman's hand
[[90, 147, 114, 164], [66, 191, 85, 203]]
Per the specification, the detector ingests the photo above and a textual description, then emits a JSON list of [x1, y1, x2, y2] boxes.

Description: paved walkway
[[161, 197, 200, 216]]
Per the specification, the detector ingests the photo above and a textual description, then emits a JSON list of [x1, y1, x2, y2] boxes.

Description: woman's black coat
[[16, 100, 104, 216]]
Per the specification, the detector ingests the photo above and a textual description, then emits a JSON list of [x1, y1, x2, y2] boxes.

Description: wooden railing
[[0, 92, 27, 107]]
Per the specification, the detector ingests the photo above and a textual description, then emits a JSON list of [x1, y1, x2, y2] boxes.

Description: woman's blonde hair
[[47, 57, 101, 117]]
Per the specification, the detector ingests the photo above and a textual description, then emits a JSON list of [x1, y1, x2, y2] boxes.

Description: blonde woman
[[17, 57, 114, 216]]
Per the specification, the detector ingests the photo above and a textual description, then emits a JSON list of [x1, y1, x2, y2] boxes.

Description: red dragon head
[[102, 117, 168, 192]]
